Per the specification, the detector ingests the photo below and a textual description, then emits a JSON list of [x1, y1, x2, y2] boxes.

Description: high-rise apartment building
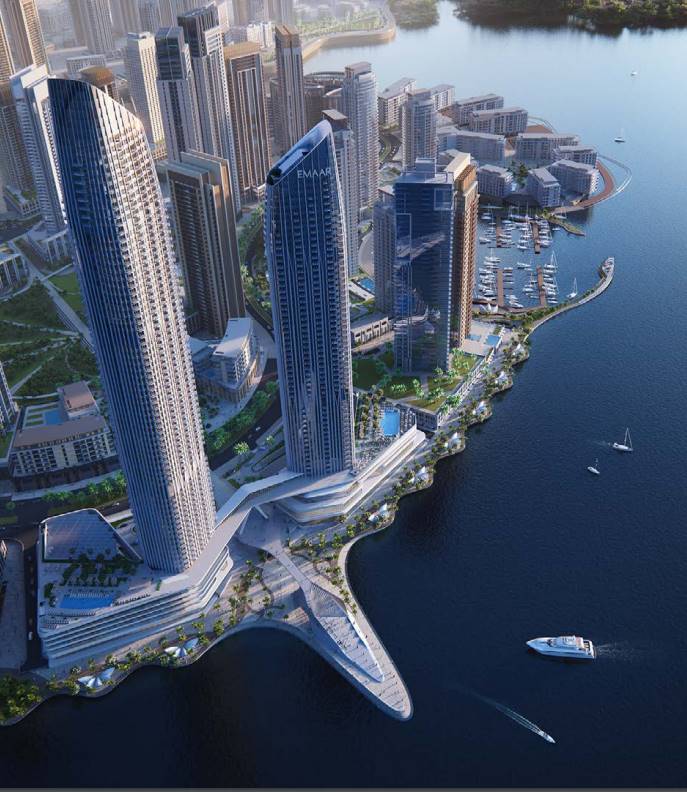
[[49, 77, 216, 574], [1, 0, 46, 69], [341, 61, 378, 213], [0, 359, 17, 435], [401, 88, 436, 171], [322, 108, 358, 276], [265, 121, 356, 477], [373, 184, 395, 317], [394, 158, 456, 374], [223, 41, 270, 202], [273, 24, 306, 153], [138, 0, 161, 32], [449, 154, 478, 348], [110, 0, 141, 34], [10, 65, 65, 234], [178, 4, 241, 216], [79, 0, 116, 55], [124, 32, 166, 157], [167, 150, 244, 338], [267, 0, 293, 25], [0, 13, 13, 80], [0, 80, 33, 196], [67, 0, 86, 46], [155, 26, 202, 162]]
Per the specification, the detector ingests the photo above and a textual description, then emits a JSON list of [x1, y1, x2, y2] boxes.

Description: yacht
[[526, 635, 596, 660], [567, 278, 578, 299], [614, 127, 626, 143], [479, 236, 490, 244], [613, 427, 633, 453], [587, 458, 600, 475]]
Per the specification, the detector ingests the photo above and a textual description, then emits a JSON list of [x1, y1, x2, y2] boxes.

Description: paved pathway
[[0, 540, 27, 670]]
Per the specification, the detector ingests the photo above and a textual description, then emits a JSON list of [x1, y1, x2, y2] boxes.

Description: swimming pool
[[486, 334, 502, 346], [61, 595, 114, 610], [359, 277, 375, 294], [381, 409, 400, 436]]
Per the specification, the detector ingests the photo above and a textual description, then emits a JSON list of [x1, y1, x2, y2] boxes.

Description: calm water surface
[[3, 5, 687, 786]]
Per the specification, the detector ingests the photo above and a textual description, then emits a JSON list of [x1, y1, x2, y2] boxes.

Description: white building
[[0, 360, 17, 436], [65, 54, 106, 77], [342, 61, 379, 213], [515, 132, 580, 165], [49, 77, 217, 574], [79, 0, 116, 55], [527, 167, 561, 208], [552, 144, 598, 167], [437, 127, 506, 164], [377, 76, 415, 127], [469, 106, 528, 136], [10, 64, 66, 234], [124, 32, 166, 159], [401, 88, 437, 171], [351, 313, 390, 347], [208, 317, 260, 401], [477, 164, 513, 199], [246, 21, 274, 48], [0, 242, 28, 294], [452, 93, 504, 126], [549, 159, 600, 195], [429, 83, 454, 112]]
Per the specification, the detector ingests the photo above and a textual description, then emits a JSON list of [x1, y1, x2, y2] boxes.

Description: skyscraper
[[0, 80, 33, 195], [110, 0, 141, 34], [0, 359, 17, 435], [67, 0, 86, 46], [49, 77, 216, 574], [341, 61, 379, 213], [322, 108, 358, 277], [0, 12, 13, 80], [273, 24, 306, 153], [178, 3, 241, 216], [11, 65, 65, 234], [168, 150, 244, 338], [223, 41, 270, 202], [1, 0, 46, 70], [394, 158, 456, 374], [373, 184, 395, 317], [401, 88, 437, 171], [449, 156, 478, 348], [155, 26, 202, 163], [267, 0, 294, 25], [79, 0, 116, 55], [265, 120, 356, 477], [138, 0, 161, 33], [124, 32, 166, 157]]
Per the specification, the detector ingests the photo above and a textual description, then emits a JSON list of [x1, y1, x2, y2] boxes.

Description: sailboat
[[612, 428, 633, 453], [567, 277, 578, 299], [614, 128, 626, 143], [587, 459, 600, 476]]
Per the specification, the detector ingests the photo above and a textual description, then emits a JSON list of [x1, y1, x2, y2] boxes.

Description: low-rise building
[[429, 83, 454, 112], [514, 132, 580, 165], [350, 312, 391, 347], [0, 360, 17, 438], [0, 243, 28, 295], [552, 144, 598, 166], [469, 107, 528, 136], [65, 54, 107, 77], [527, 167, 561, 208], [377, 77, 416, 127], [3, 184, 39, 218], [477, 164, 514, 198], [9, 382, 117, 491], [437, 127, 506, 164], [450, 93, 504, 127], [198, 317, 261, 402], [549, 159, 600, 195]]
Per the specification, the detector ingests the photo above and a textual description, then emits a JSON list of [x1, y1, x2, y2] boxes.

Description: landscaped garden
[[41, 471, 127, 515], [15, 338, 98, 396], [0, 282, 61, 327], [49, 271, 87, 322], [0, 675, 41, 723]]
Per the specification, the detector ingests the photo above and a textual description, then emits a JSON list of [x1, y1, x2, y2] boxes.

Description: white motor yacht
[[526, 635, 596, 660]]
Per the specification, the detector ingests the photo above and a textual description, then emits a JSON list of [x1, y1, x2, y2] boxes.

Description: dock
[[536, 267, 548, 307], [530, 220, 541, 254], [496, 268, 505, 308]]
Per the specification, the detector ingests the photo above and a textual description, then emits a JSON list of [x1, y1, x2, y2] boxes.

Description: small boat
[[527, 635, 596, 660], [631, 70, 638, 76], [479, 236, 490, 244], [567, 278, 578, 299], [587, 458, 600, 475], [612, 427, 633, 453], [614, 127, 626, 143]]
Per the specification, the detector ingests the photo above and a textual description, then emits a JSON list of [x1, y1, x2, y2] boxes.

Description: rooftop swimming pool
[[359, 277, 375, 294], [60, 595, 114, 610], [486, 334, 502, 346], [381, 409, 400, 437]]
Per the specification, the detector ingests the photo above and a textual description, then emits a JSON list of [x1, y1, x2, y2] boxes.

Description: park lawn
[[0, 283, 62, 328], [0, 321, 62, 345], [0, 515, 18, 526], [49, 272, 86, 321], [4, 347, 63, 388], [353, 357, 383, 389], [382, 375, 416, 397]]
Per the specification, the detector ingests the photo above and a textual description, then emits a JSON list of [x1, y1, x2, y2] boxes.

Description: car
[[27, 631, 33, 641]]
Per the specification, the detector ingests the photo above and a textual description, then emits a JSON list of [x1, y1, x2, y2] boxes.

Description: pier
[[530, 220, 541, 254], [496, 268, 505, 308], [536, 267, 548, 307]]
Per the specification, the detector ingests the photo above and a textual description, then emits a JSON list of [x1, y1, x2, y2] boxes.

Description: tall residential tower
[[341, 61, 379, 213], [273, 24, 306, 154], [265, 121, 356, 476], [1, 0, 46, 69], [48, 78, 216, 574], [124, 32, 166, 158], [401, 88, 437, 171]]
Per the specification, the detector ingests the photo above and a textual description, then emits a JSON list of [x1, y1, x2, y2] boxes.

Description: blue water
[[381, 408, 400, 436], [3, 7, 687, 786], [359, 276, 375, 293], [60, 596, 114, 610], [43, 409, 62, 426], [486, 334, 501, 346]]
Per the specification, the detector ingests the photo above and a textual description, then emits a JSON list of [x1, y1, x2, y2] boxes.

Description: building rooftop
[[448, 129, 504, 141], [43, 509, 136, 562], [555, 144, 597, 152], [213, 317, 255, 359], [478, 164, 510, 175], [12, 414, 108, 449], [57, 381, 96, 414], [379, 76, 414, 99], [529, 167, 559, 186], [550, 159, 596, 172], [472, 106, 526, 117], [517, 131, 578, 140], [455, 93, 503, 104], [430, 83, 454, 93], [79, 66, 116, 87], [351, 311, 388, 330], [224, 41, 261, 60]]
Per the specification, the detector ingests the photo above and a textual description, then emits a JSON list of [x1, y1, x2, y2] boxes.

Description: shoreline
[[301, 5, 397, 63]]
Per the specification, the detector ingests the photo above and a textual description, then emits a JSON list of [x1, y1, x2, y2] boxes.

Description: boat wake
[[594, 641, 654, 663], [452, 684, 556, 744]]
